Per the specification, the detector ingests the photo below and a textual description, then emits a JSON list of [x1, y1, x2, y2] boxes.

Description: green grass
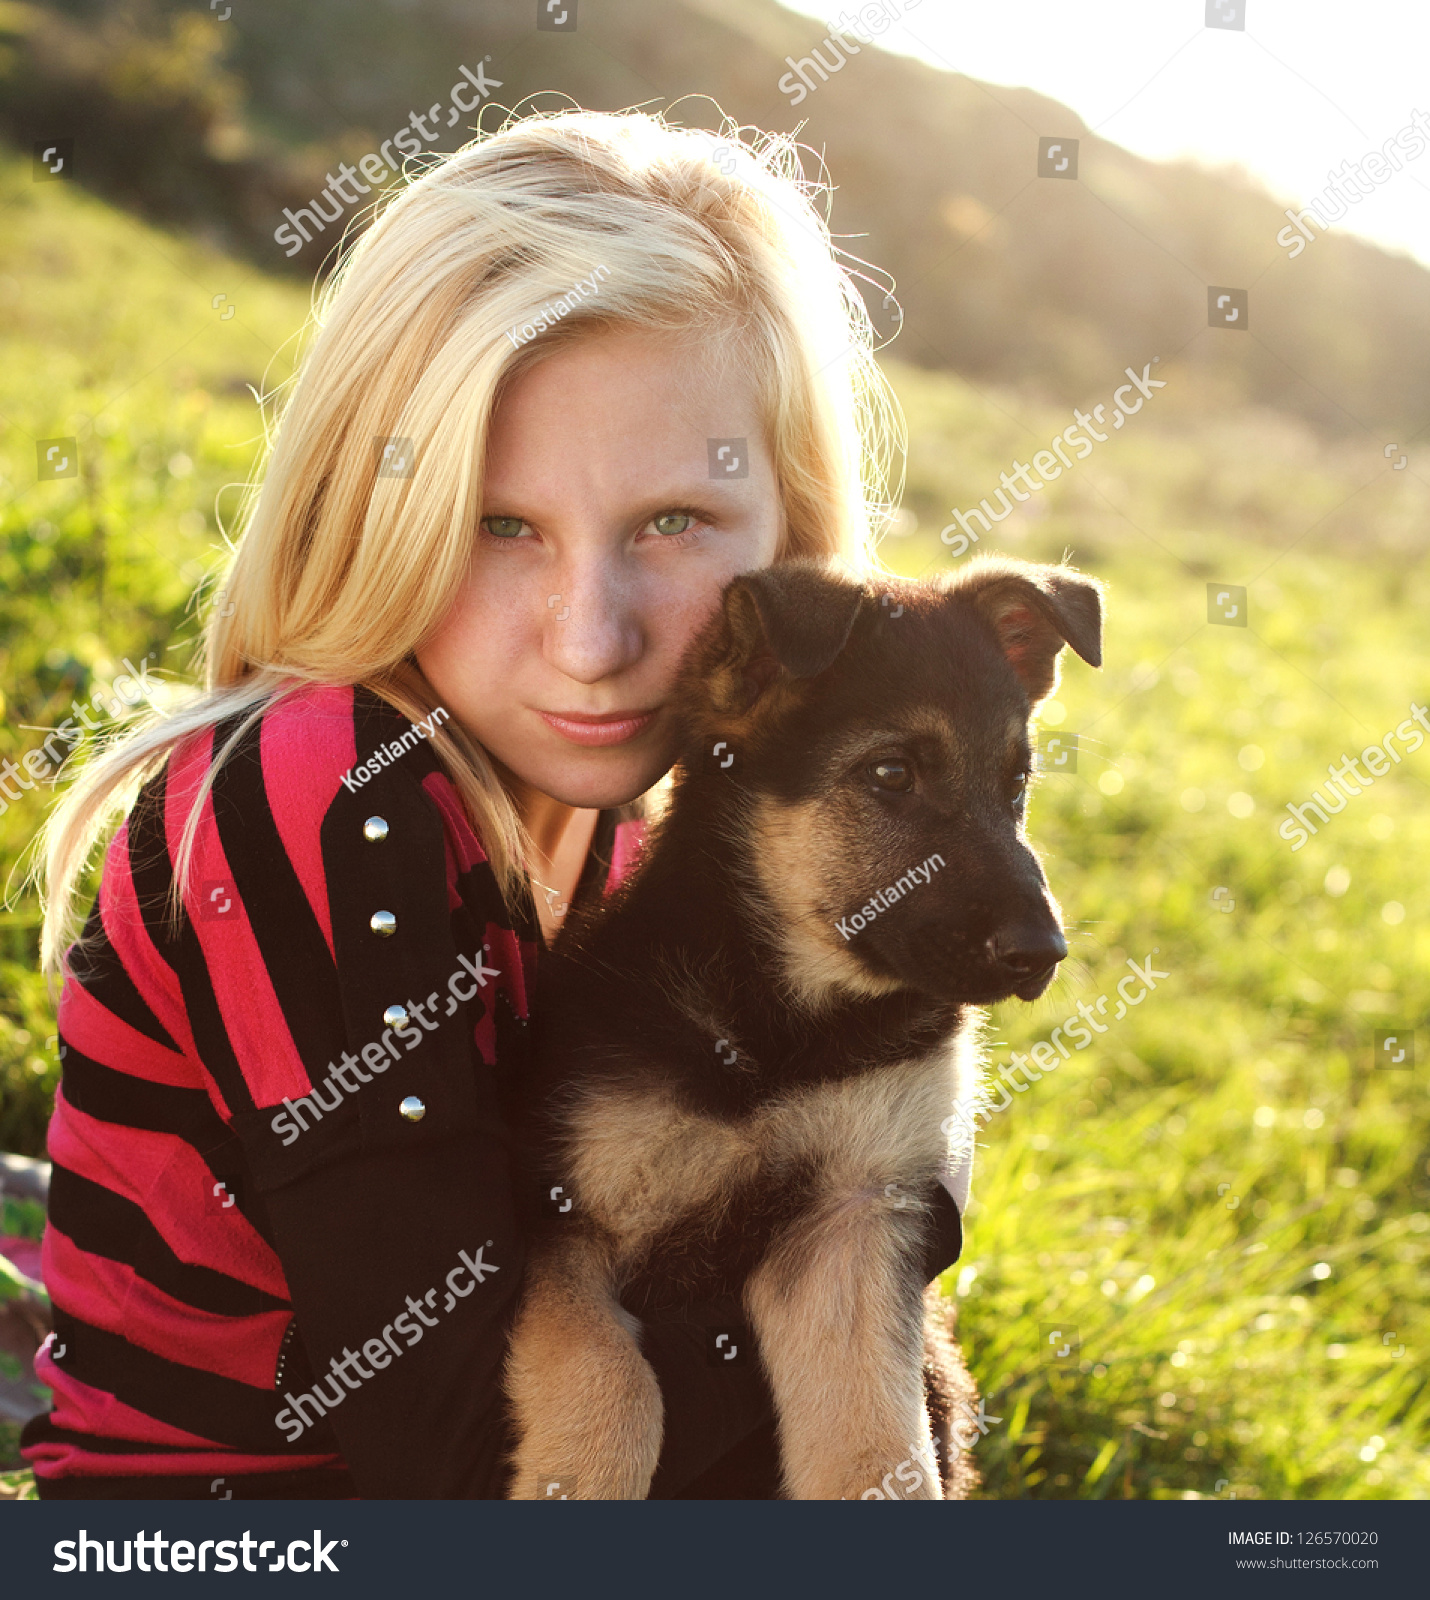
[[0, 142, 307, 1151], [881, 363, 1430, 1501], [0, 1426, 35, 1486], [1, 145, 1426, 1500], [930, 594, 1430, 1499]]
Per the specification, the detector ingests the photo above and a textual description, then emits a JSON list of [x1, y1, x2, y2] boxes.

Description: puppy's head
[[673, 555, 1103, 1008]]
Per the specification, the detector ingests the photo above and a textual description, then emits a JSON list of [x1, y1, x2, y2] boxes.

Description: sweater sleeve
[[174, 691, 528, 1498]]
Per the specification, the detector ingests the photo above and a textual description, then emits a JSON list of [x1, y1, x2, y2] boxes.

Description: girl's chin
[[501, 751, 672, 811]]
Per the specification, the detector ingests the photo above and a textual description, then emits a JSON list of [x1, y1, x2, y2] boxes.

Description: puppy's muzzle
[[983, 919, 1068, 1001]]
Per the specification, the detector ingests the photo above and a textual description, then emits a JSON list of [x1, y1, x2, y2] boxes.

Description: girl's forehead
[[483, 327, 772, 495], [495, 323, 761, 415]]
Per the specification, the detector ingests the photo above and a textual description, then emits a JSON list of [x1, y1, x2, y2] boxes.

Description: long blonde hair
[[36, 106, 905, 982]]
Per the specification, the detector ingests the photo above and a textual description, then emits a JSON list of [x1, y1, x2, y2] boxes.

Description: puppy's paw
[[508, 1439, 659, 1501], [505, 1322, 664, 1498], [806, 1447, 943, 1501]]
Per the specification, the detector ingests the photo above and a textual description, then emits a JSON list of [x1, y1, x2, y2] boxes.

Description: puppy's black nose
[[985, 924, 1068, 974]]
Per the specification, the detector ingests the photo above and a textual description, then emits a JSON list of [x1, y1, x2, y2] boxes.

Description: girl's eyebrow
[[480, 477, 756, 516], [630, 479, 754, 512]]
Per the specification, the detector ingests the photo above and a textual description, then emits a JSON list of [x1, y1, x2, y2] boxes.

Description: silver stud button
[[399, 1096, 426, 1122], [363, 816, 389, 842], [370, 910, 397, 937], [383, 1003, 409, 1029]]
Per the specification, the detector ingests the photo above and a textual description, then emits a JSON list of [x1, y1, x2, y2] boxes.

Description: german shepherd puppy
[[504, 554, 1103, 1499]]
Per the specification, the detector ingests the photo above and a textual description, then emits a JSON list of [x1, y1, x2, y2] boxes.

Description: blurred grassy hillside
[[1, 140, 1427, 1499], [0, 142, 307, 1153], [4, 0, 1430, 434]]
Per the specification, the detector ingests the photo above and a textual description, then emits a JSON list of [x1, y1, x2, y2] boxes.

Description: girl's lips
[[537, 709, 656, 747]]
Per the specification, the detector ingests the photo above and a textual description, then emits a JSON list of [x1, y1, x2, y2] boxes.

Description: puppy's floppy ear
[[697, 560, 865, 716], [951, 557, 1103, 704]]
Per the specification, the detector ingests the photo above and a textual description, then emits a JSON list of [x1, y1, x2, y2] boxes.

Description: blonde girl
[[22, 108, 957, 1499]]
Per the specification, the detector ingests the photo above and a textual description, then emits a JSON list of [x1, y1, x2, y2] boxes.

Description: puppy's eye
[[868, 759, 913, 793], [1011, 772, 1029, 812]]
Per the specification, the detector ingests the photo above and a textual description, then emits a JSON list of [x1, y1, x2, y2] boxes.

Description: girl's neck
[[514, 782, 583, 866], [497, 764, 602, 941]]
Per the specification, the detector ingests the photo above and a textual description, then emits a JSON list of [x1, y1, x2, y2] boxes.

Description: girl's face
[[417, 326, 783, 809]]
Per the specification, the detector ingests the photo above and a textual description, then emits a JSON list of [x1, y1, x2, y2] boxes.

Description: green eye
[[652, 512, 695, 537], [483, 516, 525, 539]]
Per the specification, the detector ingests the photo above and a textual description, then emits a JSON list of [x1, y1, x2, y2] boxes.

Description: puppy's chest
[[566, 1052, 956, 1253]]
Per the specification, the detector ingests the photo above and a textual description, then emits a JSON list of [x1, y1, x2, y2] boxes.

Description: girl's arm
[[216, 749, 528, 1497]]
